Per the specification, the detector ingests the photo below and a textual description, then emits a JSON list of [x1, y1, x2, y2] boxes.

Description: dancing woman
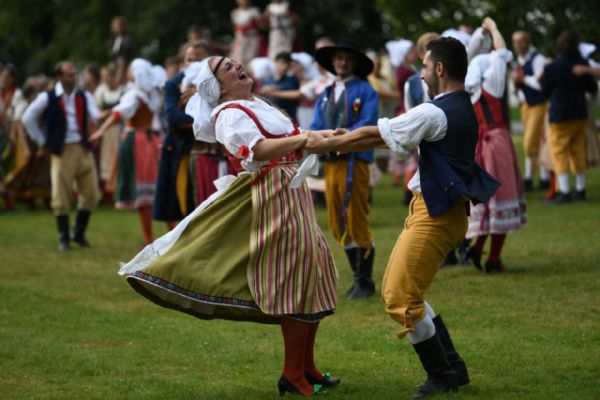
[[119, 57, 338, 396]]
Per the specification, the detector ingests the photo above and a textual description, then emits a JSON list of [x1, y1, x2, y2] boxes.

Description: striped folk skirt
[[122, 165, 338, 324]]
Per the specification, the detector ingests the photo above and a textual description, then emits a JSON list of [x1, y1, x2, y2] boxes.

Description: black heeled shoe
[[464, 246, 482, 271], [278, 376, 321, 396], [306, 372, 340, 387], [484, 259, 506, 273]]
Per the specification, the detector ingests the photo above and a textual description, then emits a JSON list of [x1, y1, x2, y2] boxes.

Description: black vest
[[42, 89, 90, 155], [419, 91, 499, 216], [521, 52, 546, 106]]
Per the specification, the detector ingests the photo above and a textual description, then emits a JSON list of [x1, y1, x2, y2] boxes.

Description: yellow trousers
[[520, 102, 548, 158], [324, 159, 372, 247], [382, 193, 467, 339], [548, 119, 587, 174], [51, 143, 100, 214]]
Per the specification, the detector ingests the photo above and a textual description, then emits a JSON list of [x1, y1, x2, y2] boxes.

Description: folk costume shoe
[[411, 335, 459, 399], [348, 246, 375, 300], [432, 315, 469, 386], [464, 246, 482, 271], [56, 214, 71, 251], [72, 209, 91, 247], [278, 376, 322, 396], [306, 372, 340, 388], [484, 259, 506, 273]]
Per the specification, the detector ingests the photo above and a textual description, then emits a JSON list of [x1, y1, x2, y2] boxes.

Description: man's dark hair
[[426, 37, 468, 82], [275, 52, 292, 63], [556, 29, 581, 59], [54, 60, 72, 77]]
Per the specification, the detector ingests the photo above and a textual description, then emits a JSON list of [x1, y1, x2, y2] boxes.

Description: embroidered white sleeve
[[215, 108, 266, 168], [378, 102, 447, 160]]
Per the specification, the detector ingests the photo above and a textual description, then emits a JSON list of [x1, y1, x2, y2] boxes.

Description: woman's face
[[210, 57, 254, 100]]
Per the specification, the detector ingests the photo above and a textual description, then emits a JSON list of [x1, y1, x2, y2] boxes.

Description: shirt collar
[[54, 82, 76, 97], [335, 75, 356, 84]]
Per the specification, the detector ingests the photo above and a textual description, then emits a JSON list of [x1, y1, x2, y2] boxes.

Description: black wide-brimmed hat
[[314, 39, 374, 79]]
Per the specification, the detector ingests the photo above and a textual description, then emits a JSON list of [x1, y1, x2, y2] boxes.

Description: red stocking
[[304, 322, 322, 380], [281, 318, 313, 396], [138, 205, 153, 245]]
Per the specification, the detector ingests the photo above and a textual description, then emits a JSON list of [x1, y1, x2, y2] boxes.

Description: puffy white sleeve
[[21, 92, 49, 146], [112, 90, 139, 121], [482, 48, 513, 98], [215, 108, 266, 166], [377, 102, 447, 160]]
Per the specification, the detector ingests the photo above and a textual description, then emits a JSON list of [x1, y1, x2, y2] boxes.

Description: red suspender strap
[[74, 92, 87, 138]]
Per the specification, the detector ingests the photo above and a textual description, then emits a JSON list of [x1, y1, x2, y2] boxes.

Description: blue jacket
[[153, 72, 194, 221], [310, 78, 378, 163]]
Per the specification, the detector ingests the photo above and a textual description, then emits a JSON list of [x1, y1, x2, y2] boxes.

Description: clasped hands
[[303, 128, 348, 154]]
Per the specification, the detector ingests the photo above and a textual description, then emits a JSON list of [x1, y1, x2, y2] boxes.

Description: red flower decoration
[[352, 98, 362, 113], [237, 145, 250, 159]]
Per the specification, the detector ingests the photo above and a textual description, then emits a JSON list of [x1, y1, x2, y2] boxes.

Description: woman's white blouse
[[212, 97, 296, 171]]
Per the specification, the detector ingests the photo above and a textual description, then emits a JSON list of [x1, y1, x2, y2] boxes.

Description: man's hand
[[572, 64, 591, 76], [260, 85, 275, 96], [305, 131, 332, 154]]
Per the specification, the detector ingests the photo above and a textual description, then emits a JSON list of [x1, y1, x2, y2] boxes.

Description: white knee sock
[[539, 166, 549, 180], [524, 157, 532, 180], [557, 173, 570, 194], [407, 314, 436, 344], [424, 301, 436, 319], [575, 173, 586, 191]]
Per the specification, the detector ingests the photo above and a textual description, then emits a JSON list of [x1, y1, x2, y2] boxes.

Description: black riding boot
[[411, 335, 459, 399], [56, 214, 70, 251], [344, 247, 359, 295], [72, 209, 91, 247], [348, 246, 375, 300], [433, 315, 469, 386]]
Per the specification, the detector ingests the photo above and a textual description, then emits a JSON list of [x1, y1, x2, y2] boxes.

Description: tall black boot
[[56, 214, 70, 252], [411, 335, 458, 399], [349, 247, 375, 300], [344, 247, 359, 295], [433, 315, 470, 386], [72, 209, 91, 247]]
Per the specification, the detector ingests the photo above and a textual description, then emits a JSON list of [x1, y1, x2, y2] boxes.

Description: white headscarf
[[151, 65, 167, 89], [131, 59, 156, 93], [291, 52, 319, 80], [128, 58, 166, 113], [249, 57, 275, 81], [181, 61, 205, 91], [385, 39, 414, 67], [184, 59, 221, 142]]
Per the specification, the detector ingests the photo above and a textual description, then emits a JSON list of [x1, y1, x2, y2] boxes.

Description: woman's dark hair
[[426, 37, 468, 81], [556, 29, 581, 59]]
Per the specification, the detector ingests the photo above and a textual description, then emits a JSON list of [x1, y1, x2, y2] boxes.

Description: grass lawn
[[1, 135, 599, 400]]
